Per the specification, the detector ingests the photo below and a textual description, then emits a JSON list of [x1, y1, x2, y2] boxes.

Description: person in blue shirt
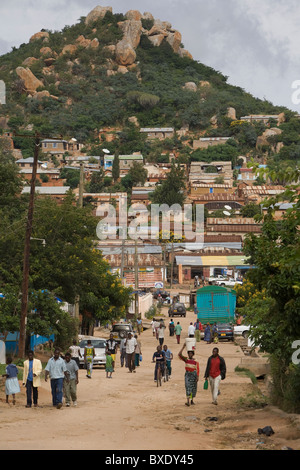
[[45, 348, 68, 409], [163, 345, 173, 377]]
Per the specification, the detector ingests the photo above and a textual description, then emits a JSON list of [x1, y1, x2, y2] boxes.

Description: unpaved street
[[1, 308, 300, 451]]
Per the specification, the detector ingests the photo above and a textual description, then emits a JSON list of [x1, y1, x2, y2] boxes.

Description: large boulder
[[15, 67, 44, 94], [115, 39, 136, 66], [22, 57, 39, 67], [183, 82, 197, 92], [178, 48, 193, 60], [148, 34, 165, 47], [166, 30, 182, 53], [29, 31, 50, 43], [125, 10, 142, 21], [85, 6, 113, 25], [118, 19, 142, 49]]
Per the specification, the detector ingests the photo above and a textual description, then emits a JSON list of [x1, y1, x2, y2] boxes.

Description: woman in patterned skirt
[[178, 344, 199, 406]]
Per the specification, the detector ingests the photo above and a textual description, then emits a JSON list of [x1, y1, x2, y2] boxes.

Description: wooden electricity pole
[[17, 132, 63, 358], [18, 133, 40, 358]]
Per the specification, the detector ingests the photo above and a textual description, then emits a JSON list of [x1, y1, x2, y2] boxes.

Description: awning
[[175, 255, 251, 267]]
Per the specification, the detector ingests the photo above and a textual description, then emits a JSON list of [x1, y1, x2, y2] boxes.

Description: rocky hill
[[0, 5, 297, 165]]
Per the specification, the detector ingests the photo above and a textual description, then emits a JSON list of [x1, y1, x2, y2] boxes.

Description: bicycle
[[164, 364, 169, 382], [155, 361, 164, 387]]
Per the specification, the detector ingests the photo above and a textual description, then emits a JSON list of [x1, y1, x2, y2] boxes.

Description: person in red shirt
[[204, 347, 226, 405]]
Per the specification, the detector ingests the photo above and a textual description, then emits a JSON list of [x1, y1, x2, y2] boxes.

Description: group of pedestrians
[[150, 313, 227, 407], [2, 348, 79, 409]]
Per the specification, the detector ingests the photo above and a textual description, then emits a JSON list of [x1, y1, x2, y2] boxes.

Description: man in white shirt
[[188, 322, 196, 338], [125, 333, 137, 373]]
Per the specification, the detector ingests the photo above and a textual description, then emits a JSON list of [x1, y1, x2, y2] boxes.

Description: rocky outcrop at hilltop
[[85, 5, 113, 25], [84, 6, 193, 66]]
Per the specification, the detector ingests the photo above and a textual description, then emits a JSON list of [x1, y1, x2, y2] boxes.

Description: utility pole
[[16, 132, 63, 358], [78, 162, 84, 208], [134, 239, 139, 317], [18, 133, 40, 358]]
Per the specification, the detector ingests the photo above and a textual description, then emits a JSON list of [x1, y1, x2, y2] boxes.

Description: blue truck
[[196, 285, 236, 325]]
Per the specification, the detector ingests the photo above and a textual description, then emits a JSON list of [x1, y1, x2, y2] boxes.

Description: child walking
[[106, 351, 114, 378], [2, 357, 20, 405]]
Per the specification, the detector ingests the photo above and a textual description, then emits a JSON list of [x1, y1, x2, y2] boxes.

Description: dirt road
[[1, 307, 300, 451]]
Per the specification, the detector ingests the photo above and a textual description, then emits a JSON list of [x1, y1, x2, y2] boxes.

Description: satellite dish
[[103, 149, 110, 154], [71, 138, 77, 142], [223, 211, 231, 216], [41, 163, 48, 169], [224, 205, 232, 210]]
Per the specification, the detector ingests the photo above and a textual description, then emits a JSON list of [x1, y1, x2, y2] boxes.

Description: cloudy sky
[[1, 0, 300, 111]]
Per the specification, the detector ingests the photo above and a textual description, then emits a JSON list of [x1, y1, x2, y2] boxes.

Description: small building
[[104, 154, 144, 174], [192, 137, 230, 150], [16, 157, 43, 169], [240, 115, 279, 125], [22, 185, 72, 203], [140, 127, 174, 140]]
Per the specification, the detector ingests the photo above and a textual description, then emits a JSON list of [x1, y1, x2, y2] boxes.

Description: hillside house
[[140, 127, 174, 140], [189, 161, 233, 185], [206, 217, 261, 239], [22, 186, 72, 203], [189, 193, 245, 212], [41, 139, 84, 157], [192, 137, 230, 150], [104, 154, 144, 175], [237, 184, 286, 204], [16, 157, 43, 169], [240, 115, 279, 125]]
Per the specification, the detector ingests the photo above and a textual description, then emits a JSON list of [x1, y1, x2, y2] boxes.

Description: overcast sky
[[1, 0, 300, 111]]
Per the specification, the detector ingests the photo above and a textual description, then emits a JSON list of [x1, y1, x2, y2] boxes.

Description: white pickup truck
[[208, 275, 228, 284], [215, 278, 243, 287]]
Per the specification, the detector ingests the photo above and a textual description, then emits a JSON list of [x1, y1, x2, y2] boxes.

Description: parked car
[[78, 337, 107, 368], [215, 279, 243, 287], [110, 323, 133, 343], [168, 302, 186, 317], [208, 275, 228, 284], [216, 323, 234, 341], [234, 324, 250, 338]]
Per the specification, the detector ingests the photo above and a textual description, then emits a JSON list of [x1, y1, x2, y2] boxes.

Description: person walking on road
[[22, 350, 42, 408], [44, 348, 68, 409], [169, 318, 175, 336], [120, 336, 128, 368], [178, 344, 199, 407], [68, 340, 82, 368], [125, 332, 137, 373], [84, 340, 95, 378], [63, 352, 79, 406], [188, 322, 195, 338], [158, 322, 165, 346], [204, 347, 226, 405], [106, 334, 118, 369], [105, 351, 114, 378], [134, 334, 142, 367], [2, 357, 20, 405], [163, 344, 173, 378], [174, 322, 182, 344], [204, 324, 212, 344]]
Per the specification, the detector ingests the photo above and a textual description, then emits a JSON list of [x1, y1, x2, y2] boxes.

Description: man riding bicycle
[[152, 345, 166, 383]]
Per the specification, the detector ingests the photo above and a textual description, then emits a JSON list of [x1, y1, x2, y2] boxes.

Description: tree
[[241, 171, 300, 412], [149, 162, 186, 207], [112, 151, 120, 183]]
